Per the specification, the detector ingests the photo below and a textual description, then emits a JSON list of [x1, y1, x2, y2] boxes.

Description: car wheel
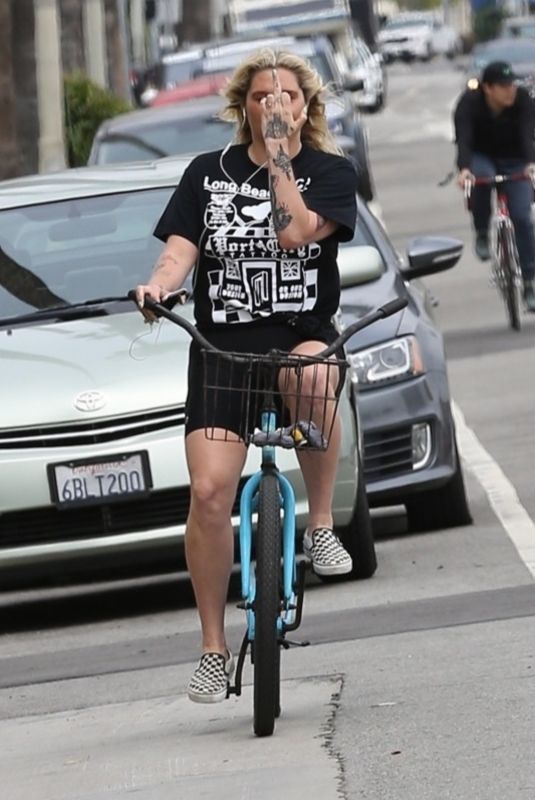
[[320, 453, 377, 582], [405, 442, 472, 532], [369, 85, 386, 113]]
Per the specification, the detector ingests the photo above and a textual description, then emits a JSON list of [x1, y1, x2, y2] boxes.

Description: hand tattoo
[[272, 145, 292, 180], [265, 114, 290, 139]]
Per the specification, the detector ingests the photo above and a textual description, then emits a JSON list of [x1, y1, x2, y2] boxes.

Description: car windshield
[[161, 56, 203, 87], [504, 21, 535, 38], [95, 116, 234, 164], [471, 41, 535, 65], [200, 50, 335, 85], [0, 188, 176, 318], [383, 17, 429, 30]]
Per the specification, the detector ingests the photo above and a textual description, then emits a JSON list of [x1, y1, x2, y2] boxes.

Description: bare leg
[[185, 430, 247, 654], [297, 417, 341, 530], [281, 340, 342, 530]]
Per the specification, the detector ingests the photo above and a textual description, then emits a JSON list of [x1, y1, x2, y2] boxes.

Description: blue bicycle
[[136, 293, 406, 737]]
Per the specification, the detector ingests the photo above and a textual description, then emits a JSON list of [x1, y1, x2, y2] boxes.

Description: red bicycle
[[464, 172, 532, 331]]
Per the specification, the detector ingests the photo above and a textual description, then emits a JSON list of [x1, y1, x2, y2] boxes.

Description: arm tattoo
[[269, 175, 292, 231], [154, 253, 179, 271], [272, 145, 292, 180], [273, 202, 292, 232], [265, 114, 290, 139]]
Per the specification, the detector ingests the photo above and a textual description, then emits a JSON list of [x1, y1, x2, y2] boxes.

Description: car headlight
[[347, 336, 424, 388]]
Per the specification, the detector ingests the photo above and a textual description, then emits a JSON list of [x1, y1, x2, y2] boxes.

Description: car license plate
[[48, 451, 152, 508]]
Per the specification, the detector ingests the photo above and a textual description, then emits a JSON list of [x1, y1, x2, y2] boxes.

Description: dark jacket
[[454, 86, 535, 169]]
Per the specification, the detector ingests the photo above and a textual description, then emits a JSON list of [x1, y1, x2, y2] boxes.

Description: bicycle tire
[[497, 224, 521, 331], [253, 471, 282, 737]]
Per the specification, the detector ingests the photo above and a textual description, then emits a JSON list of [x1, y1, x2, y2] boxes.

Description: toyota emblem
[[74, 390, 106, 412]]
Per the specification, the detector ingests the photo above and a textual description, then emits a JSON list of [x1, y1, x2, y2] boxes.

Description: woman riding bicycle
[[453, 60, 535, 312], [134, 49, 358, 703]]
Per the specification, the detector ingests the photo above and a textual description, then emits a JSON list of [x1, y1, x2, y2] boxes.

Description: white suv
[[378, 15, 434, 62]]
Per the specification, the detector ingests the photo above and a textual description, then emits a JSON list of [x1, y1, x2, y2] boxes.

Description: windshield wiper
[[0, 295, 130, 329]]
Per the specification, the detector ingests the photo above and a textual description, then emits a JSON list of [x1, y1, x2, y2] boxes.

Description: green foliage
[[473, 4, 506, 43], [64, 72, 132, 166], [400, 0, 442, 11]]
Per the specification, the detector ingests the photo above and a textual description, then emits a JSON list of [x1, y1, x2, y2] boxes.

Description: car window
[[0, 188, 178, 317], [161, 56, 203, 87], [472, 41, 535, 65], [340, 214, 388, 270], [383, 17, 430, 29], [504, 21, 535, 38], [95, 117, 234, 164], [199, 41, 338, 86]]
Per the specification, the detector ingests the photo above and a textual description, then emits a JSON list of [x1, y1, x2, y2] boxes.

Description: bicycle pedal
[[280, 638, 310, 649]]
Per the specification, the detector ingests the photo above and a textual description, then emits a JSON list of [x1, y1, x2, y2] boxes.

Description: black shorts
[[185, 317, 346, 438]]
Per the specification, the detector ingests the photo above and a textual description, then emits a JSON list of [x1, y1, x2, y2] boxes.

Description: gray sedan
[[339, 202, 472, 532]]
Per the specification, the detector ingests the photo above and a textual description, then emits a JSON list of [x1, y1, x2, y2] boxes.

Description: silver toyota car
[[0, 156, 373, 587]]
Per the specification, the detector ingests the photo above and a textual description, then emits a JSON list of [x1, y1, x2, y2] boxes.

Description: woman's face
[[244, 67, 306, 139]]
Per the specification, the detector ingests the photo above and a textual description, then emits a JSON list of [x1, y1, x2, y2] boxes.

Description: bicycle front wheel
[[497, 224, 521, 331], [253, 471, 282, 737]]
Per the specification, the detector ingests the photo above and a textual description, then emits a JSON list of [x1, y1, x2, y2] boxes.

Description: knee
[[189, 473, 235, 520]]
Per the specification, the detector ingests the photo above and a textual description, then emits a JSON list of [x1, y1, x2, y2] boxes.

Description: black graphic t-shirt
[[154, 144, 357, 329]]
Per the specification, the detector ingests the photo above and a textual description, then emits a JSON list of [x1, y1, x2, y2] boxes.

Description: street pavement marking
[[453, 400, 535, 579]]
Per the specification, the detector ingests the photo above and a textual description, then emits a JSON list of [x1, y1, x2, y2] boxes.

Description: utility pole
[[84, 0, 108, 86], [130, 0, 146, 64], [0, 0, 20, 179], [34, 0, 66, 172]]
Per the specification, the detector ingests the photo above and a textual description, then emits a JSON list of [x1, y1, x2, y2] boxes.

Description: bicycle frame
[[464, 173, 527, 329], [238, 409, 300, 642]]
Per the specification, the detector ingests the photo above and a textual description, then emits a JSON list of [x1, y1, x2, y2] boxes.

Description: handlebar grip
[[378, 297, 408, 318]]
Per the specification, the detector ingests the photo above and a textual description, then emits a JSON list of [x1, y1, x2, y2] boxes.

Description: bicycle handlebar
[[127, 290, 408, 359], [464, 171, 534, 200]]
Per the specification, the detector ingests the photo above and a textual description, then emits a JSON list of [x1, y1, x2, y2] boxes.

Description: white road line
[[453, 400, 535, 579]]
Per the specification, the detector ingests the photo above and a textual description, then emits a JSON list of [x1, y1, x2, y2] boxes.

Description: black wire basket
[[201, 349, 347, 450]]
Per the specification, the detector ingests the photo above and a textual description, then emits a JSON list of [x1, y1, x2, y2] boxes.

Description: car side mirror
[[401, 236, 463, 279]]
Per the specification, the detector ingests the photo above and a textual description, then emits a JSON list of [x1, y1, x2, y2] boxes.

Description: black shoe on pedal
[[475, 231, 490, 261]]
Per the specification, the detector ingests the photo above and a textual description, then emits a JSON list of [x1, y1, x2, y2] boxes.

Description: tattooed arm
[[263, 70, 339, 249], [134, 234, 197, 317]]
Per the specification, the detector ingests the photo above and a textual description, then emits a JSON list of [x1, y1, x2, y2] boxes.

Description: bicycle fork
[[228, 463, 309, 698]]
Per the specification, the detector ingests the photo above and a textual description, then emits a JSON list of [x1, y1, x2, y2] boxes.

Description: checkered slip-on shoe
[[303, 527, 352, 576], [187, 650, 235, 704]]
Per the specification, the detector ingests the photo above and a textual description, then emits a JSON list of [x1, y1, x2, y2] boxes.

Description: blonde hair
[[219, 48, 342, 155]]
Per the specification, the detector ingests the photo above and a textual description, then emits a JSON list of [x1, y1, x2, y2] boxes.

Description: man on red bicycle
[[454, 60, 535, 311]]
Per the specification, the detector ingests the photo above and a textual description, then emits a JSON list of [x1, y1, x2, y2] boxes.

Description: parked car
[[338, 203, 472, 532], [378, 14, 435, 62], [150, 72, 230, 106], [335, 36, 387, 113], [501, 15, 535, 40], [140, 33, 375, 201], [430, 20, 461, 59], [464, 37, 535, 96], [139, 48, 204, 106], [0, 157, 374, 588], [87, 95, 235, 165]]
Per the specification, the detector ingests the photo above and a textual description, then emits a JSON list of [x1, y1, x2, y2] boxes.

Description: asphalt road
[[2, 59, 535, 800]]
